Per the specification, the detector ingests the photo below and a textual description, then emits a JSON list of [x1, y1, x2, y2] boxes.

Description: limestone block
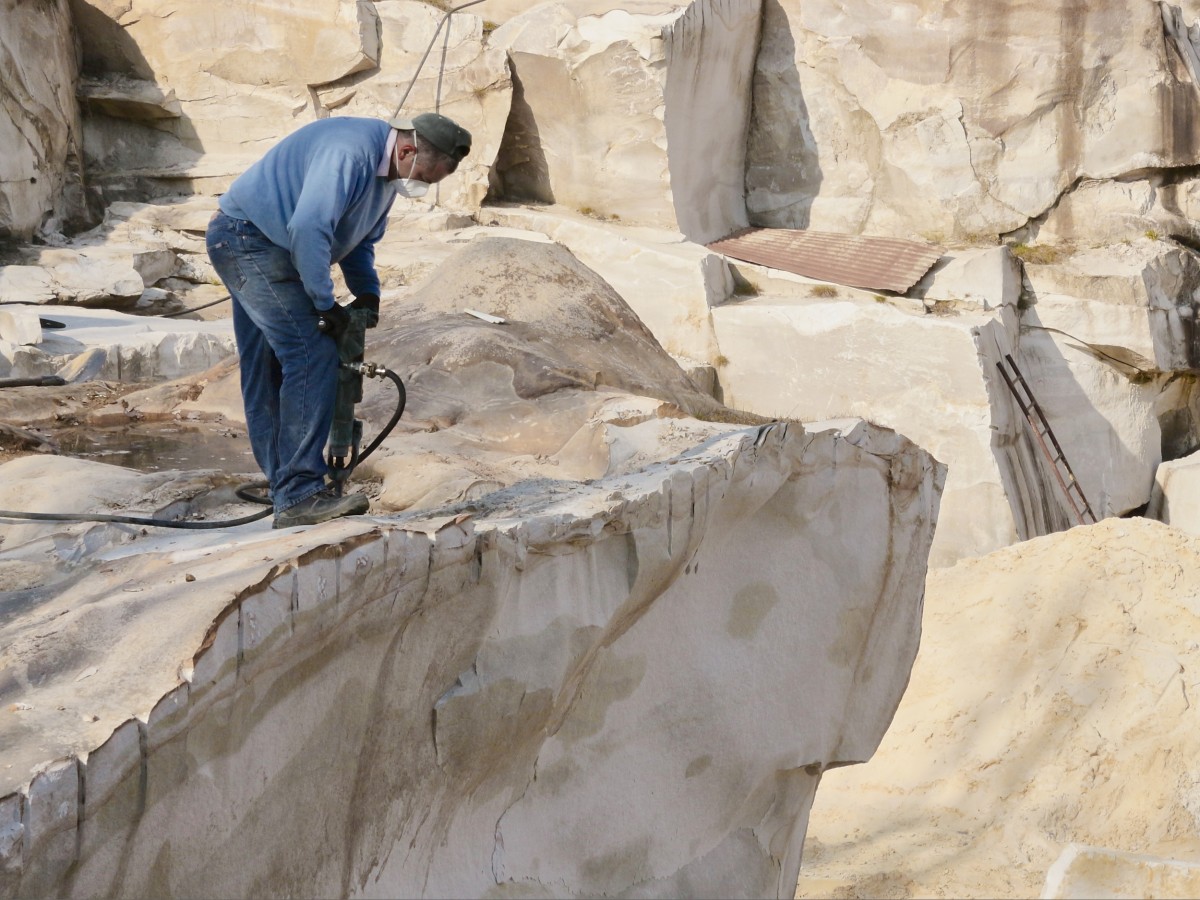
[[0, 268, 56, 305], [491, 0, 762, 243], [129, 248, 179, 287], [0, 409, 943, 899], [713, 294, 1010, 566], [1036, 178, 1162, 245], [84, 332, 236, 383], [0, 307, 235, 384], [6, 250, 144, 308], [102, 197, 220, 236], [1042, 843, 1200, 899], [0, 0, 92, 241], [980, 320, 1160, 529], [918, 246, 1023, 311], [1147, 449, 1200, 534], [0, 309, 42, 346], [77, 76, 182, 121], [747, 0, 1200, 243], [1024, 239, 1200, 373], [714, 265, 1172, 563]]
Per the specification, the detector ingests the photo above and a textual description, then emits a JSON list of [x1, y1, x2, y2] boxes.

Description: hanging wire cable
[[389, 0, 491, 120]]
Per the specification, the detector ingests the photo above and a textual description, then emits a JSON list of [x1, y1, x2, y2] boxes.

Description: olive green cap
[[389, 112, 472, 163]]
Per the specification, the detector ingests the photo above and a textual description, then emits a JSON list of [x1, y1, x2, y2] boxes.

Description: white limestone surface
[[917, 247, 1024, 312], [0, 418, 944, 899], [72, 0, 508, 208], [1023, 239, 1200, 373], [0, 306, 234, 383]]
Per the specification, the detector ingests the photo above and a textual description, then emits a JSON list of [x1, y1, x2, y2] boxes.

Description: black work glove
[[316, 302, 351, 341], [350, 292, 381, 329]]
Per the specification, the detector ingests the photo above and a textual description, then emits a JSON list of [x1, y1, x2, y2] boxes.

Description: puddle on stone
[[55, 422, 257, 475]]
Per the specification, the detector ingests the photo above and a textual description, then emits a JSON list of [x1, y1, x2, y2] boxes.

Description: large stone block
[[0, 420, 942, 899], [491, 0, 762, 243], [713, 291, 1014, 566]]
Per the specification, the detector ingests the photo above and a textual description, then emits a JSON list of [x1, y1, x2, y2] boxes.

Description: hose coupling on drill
[[347, 360, 390, 379]]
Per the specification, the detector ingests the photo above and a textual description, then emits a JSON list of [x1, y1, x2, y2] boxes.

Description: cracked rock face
[[0, 0, 92, 241], [746, 0, 1200, 242]]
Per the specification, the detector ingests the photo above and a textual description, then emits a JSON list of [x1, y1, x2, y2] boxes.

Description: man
[[206, 112, 471, 528]]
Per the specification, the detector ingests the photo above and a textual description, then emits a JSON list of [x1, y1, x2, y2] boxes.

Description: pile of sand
[[797, 517, 1200, 898]]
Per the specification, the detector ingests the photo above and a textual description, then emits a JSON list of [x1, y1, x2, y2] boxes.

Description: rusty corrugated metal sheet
[[706, 227, 943, 294]]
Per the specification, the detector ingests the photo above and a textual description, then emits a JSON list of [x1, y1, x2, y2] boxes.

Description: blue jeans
[[206, 211, 338, 514]]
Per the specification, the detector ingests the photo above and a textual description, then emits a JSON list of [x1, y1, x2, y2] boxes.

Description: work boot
[[273, 488, 369, 529]]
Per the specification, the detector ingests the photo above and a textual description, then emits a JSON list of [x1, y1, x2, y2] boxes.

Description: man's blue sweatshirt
[[219, 117, 395, 310]]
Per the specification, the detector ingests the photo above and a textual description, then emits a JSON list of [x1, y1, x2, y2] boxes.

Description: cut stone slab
[[1022, 238, 1200, 374], [916, 246, 1024, 311], [0, 250, 143, 308], [0, 225, 945, 897]]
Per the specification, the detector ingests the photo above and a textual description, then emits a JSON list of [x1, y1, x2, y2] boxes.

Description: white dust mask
[[391, 155, 430, 199], [392, 177, 429, 199]]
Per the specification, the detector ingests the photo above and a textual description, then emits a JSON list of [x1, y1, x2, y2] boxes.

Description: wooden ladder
[[996, 354, 1098, 526]]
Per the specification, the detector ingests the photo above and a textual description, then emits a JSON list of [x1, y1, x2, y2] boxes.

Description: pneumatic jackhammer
[[318, 295, 407, 496]]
